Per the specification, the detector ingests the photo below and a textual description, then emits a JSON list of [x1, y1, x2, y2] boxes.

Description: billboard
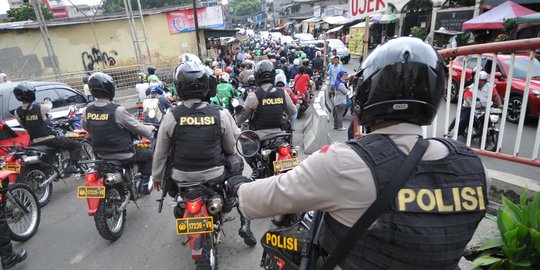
[[167, 6, 225, 34], [350, 0, 387, 20]]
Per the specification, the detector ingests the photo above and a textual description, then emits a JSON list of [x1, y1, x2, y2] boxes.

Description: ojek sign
[[350, 0, 387, 19]]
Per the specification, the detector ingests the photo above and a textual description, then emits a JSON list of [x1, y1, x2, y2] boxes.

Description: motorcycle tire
[[6, 183, 41, 241], [81, 140, 95, 161], [195, 235, 218, 270], [485, 130, 499, 152], [94, 185, 126, 241], [18, 165, 53, 208]]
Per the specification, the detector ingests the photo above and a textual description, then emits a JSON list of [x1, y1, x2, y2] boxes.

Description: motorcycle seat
[[26, 145, 57, 152]]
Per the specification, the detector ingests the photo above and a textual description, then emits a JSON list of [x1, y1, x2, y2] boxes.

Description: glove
[[226, 175, 252, 195]]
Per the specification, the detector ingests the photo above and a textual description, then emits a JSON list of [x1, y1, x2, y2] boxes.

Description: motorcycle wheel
[[18, 165, 52, 207], [81, 140, 95, 161], [94, 185, 126, 241], [195, 234, 218, 270], [6, 183, 41, 241], [485, 130, 499, 152]]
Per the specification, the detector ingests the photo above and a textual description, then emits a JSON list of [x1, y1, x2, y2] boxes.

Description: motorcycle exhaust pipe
[[118, 193, 131, 212], [39, 171, 59, 188], [22, 156, 40, 164], [208, 195, 223, 215]]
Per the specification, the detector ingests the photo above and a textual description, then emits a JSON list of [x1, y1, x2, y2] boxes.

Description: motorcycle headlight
[[490, 114, 500, 123], [148, 109, 156, 118]]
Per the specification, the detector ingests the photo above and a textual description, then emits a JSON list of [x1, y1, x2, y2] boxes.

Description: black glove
[[226, 175, 252, 195]]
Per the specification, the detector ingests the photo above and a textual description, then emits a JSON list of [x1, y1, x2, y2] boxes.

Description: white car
[[269, 31, 283, 41], [280, 36, 294, 45], [294, 33, 315, 46], [260, 31, 270, 40]]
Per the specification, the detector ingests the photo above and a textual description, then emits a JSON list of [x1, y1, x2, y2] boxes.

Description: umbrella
[[462, 1, 535, 30], [516, 12, 540, 24], [379, 13, 399, 24]]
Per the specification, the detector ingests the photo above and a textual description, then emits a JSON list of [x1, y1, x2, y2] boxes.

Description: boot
[[139, 176, 151, 195], [65, 160, 81, 174], [239, 216, 257, 247], [1, 250, 27, 269]]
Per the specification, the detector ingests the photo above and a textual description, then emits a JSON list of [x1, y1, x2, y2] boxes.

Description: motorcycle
[[295, 92, 310, 119], [312, 70, 323, 91], [236, 130, 298, 179], [0, 161, 41, 242], [78, 137, 154, 241]]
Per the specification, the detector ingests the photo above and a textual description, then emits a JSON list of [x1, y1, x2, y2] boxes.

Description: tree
[[231, 0, 262, 16], [7, 3, 54, 22], [102, 0, 192, 14]]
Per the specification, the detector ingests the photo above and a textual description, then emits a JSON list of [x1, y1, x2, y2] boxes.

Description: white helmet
[[293, 59, 300, 66], [220, 73, 230, 82], [478, 71, 488, 80], [275, 73, 287, 86]]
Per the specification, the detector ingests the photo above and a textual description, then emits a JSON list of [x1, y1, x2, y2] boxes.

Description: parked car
[[260, 31, 270, 40], [327, 39, 351, 64], [294, 33, 315, 46], [449, 54, 540, 122], [280, 36, 295, 46], [269, 31, 283, 41], [0, 81, 91, 128]]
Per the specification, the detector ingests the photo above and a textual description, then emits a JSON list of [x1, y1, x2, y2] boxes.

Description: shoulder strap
[[319, 138, 429, 270]]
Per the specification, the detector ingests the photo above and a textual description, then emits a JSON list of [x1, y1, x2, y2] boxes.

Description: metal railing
[[436, 38, 540, 167]]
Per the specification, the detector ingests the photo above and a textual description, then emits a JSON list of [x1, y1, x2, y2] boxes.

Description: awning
[[379, 13, 399, 24], [322, 16, 349, 25], [350, 21, 373, 28], [462, 1, 535, 30], [516, 12, 540, 23], [203, 29, 239, 39], [326, 26, 343, 34]]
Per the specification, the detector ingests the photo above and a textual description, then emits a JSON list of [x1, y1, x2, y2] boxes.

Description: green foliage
[[231, 0, 262, 16], [458, 31, 472, 46], [473, 189, 540, 269], [410, 26, 427, 40], [7, 3, 53, 22], [102, 0, 191, 14]]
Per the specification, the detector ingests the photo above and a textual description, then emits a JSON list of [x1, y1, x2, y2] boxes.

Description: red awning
[[462, 1, 536, 30]]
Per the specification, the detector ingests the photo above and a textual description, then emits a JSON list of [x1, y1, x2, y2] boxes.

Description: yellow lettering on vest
[[398, 189, 416, 211], [25, 115, 38, 121], [452, 187, 462, 211], [86, 113, 109, 121], [271, 234, 277, 247], [277, 236, 284, 249], [435, 189, 454, 212], [477, 186, 486, 210], [266, 233, 271, 245], [417, 189, 436, 211], [286, 237, 294, 251], [262, 98, 284, 106], [179, 116, 216, 126], [461, 187, 478, 211]]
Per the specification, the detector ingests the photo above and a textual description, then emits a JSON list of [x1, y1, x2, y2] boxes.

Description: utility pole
[[123, 0, 143, 68], [31, 0, 62, 81], [136, 0, 152, 65], [192, 0, 202, 58]]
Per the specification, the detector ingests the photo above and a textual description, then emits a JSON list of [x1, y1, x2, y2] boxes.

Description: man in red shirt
[[294, 66, 311, 103]]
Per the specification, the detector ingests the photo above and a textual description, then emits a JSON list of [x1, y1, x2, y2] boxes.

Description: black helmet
[[147, 66, 157, 75], [13, 82, 36, 102], [302, 59, 310, 67], [280, 57, 287, 64], [174, 62, 209, 100], [82, 75, 90, 84], [205, 58, 213, 67], [248, 75, 256, 86], [88, 72, 116, 100], [354, 37, 446, 127], [254, 60, 275, 85]]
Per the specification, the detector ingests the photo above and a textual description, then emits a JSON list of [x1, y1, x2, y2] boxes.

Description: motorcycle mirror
[[235, 130, 261, 158]]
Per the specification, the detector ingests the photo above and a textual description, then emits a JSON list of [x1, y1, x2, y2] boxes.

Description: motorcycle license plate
[[176, 216, 214, 235], [273, 158, 299, 172], [77, 186, 105, 198], [66, 132, 81, 138], [2, 165, 20, 173]]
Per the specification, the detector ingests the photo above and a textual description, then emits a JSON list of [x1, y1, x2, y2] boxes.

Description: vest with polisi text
[[172, 103, 223, 172], [320, 134, 487, 270], [251, 87, 286, 130], [16, 103, 55, 140], [85, 103, 133, 154]]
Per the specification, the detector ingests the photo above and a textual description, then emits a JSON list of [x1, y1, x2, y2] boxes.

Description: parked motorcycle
[[0, 162, 41, 242], [78, 137, 154, 241]]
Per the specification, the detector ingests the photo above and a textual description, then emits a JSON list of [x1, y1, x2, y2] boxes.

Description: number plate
[[77, 186, 105, 198], [273, 158, 299, 172], [176, 216, 214, 235], [2, 165, 20, 173], [66, 132, 81, 138]]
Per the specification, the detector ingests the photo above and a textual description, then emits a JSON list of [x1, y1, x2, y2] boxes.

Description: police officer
[[0, 202, 27, 269], [151, 62, 257, 247], [228, 37, 489, 269], [13, 82, 82, 174], [83, 72, 155, 195]]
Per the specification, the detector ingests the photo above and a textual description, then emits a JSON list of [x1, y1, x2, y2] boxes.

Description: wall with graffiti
[[0, 12, 201, 79]]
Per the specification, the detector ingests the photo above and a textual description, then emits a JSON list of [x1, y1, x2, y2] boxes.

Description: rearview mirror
[[235, 130, 261, 158]]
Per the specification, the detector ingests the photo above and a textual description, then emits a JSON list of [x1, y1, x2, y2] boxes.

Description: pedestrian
[[333, 71, 348, 130], [327, 56, 344, 99], [0, 73, 10, 83], [227, 37, 487, 270]]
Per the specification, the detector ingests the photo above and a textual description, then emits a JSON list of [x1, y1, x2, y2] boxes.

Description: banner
[[350, 0, 387, 20], [167, 6, 225, 34], [348, 27, 365, 56]]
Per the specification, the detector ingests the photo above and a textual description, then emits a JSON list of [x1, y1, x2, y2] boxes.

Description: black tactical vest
[[16, 103, 55, 140], [251, 87, 287, 130], [85, 103, 133, 154], [172, 103, 223, 172], [320, 134, 487, 270]]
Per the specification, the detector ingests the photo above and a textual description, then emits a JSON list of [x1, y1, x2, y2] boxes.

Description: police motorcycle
[[51, 106, 94, 158], [78, 129, 156, 241], [141, 86, 167, 124]]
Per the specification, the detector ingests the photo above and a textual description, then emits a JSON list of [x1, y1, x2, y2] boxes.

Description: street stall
[[433, 27, 463, 49]]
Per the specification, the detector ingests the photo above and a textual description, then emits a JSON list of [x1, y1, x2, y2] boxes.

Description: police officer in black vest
[[83, 72, 155, 195], [235, 60, 296, 179], [13, 82, 82, 174], [227, 37, 489, 269], [152, 62, 257, 246]]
